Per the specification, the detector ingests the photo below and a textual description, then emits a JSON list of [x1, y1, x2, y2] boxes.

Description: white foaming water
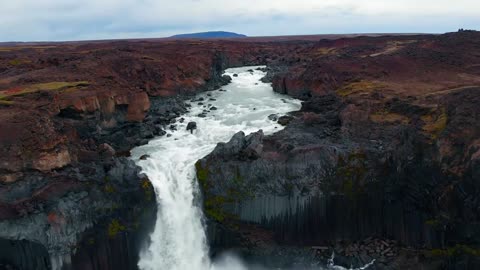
[[131, 66, 301, 270], [131, 66, 375, 270]]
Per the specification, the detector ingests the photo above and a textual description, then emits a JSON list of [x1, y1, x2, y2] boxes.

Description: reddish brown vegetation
[[0, 32, 479, 177], [0, 31, 479, 269], [0, 30, 479, 216]]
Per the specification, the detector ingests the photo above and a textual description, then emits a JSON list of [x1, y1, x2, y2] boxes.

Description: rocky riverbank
[[0, 40, 238, 269]]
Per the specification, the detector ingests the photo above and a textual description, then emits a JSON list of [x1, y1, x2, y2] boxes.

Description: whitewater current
[[131, 66, 375, 270]]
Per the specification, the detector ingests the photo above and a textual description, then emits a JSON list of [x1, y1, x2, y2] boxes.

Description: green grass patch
[[195, 161, 228, 222], [8, 59, 31, 66], [421, 108, 448, 139], [370, 109, 410, 124], [0, 99, 14, 106], [426, 245, 480, 258], [25, 81, 90, 92], [141, 178, 154, 201], [314, 47, 337, 56], [204, 196, 230, 222], [104, 183, 116, 193], [0, 81, 89, 102], [107, 219, 126, 238], [195, 161, 245, 222], [195, 161, 209, 190], [336, 152, 368, 199], [336, 81, 385, 97], [425, 219, 441, 227]]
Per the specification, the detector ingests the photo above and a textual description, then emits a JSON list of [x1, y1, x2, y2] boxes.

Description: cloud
[[0, 0, 479, 41]]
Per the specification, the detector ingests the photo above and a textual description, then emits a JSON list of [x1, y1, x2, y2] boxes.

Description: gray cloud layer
[[0, 0, 479, 41]]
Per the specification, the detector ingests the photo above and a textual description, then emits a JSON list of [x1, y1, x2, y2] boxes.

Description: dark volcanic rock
[[277, 115, 293, 126], [187, 122, 197, 133], [197, 86, 480, 269], [1, 31, 480, 270], [139, 154, 150, 160], [222, 75, 232, 83], [268, 114, 279, 121], [261, 66, 288, 83], [0, 239, 50, 270], [0, 35, 301, 270], [0, 158, 157, 270]]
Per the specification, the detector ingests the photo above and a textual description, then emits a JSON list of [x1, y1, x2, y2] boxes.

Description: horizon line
[[0, 31, 447, 44]]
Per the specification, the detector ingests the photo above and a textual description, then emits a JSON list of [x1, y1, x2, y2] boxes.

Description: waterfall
[[132, 66, 375, 270], [132, 66, 301, 270]]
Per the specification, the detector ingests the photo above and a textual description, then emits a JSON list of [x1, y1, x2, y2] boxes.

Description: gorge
[[131, 66, 303, 269], [0, 31, 479, 270]]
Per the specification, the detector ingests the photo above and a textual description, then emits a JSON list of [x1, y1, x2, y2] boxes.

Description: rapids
[[131, 66, 374, 270]]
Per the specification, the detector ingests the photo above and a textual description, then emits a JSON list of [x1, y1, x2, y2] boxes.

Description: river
[[131, 66, 374, 270]]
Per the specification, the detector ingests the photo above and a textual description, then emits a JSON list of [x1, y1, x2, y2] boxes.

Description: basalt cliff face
[[0, 39, 292, 269], [0, 31, 479, 269], [196, 31, 480, 269]]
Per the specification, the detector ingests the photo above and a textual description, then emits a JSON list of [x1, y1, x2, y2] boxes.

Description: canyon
[[0, 31, 479, 269]]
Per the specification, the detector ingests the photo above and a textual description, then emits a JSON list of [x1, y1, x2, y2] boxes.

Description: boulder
[[187, 122, 197, 134], [268, 114, 278, 121], [139, 154, 150, 160], [98, 143, 116, 159], [277, 115, 293, 126], [32, 148, 72, 172], [221, 75, 232, 83]]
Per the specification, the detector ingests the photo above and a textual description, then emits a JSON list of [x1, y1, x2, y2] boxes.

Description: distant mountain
[[170, 31, 247, 39]]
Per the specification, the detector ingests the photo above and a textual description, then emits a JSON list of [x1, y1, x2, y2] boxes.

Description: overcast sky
[[0, 0, 479, 42]]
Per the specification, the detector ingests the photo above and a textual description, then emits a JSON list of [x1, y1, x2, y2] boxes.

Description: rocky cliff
[[1, 31, 479, 270], [196, 31, 480, 269], [0, 39, 259, 269]]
